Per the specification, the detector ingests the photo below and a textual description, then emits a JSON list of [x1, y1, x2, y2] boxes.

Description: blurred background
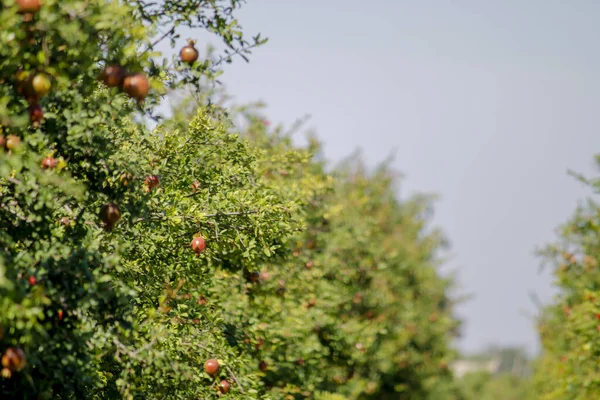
[[158, 0, 600, 358]]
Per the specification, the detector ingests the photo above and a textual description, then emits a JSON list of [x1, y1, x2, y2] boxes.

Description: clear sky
[[162, 0, 600, 355]]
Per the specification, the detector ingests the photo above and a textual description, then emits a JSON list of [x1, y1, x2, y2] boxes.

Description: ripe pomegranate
[[204, 359, 219, 376], [6, 135, 20, 150], [246, 270, 260, 283], [197, 296, 207, 306], [31, 73, 51, 98], [259, 361, 268, 372], [255, 338, 264, 350], [1, 347, 26, 372], [100, 65, 125, 88], [144, 174, 160, 190], [59, 217, 70, 226], [122, 73, 149, 102], [191, 180, 201, 192], [41, 157, 57, 169], [29, 104, 43, 126], [191, 235, 206, 255], [180, 39, 199, 65], [99, 202, 121, 230], [218, 379, 230, 394], [28, 276, 36, 285], [57, 309, 63, 321], [17, 0, 41, 13], [305, 261, 314, 270]]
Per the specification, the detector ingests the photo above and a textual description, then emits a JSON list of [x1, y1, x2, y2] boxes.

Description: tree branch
[[226, 365, 245, 394]]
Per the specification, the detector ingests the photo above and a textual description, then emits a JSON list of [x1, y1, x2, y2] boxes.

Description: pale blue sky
[[160, 1, 600, 355]]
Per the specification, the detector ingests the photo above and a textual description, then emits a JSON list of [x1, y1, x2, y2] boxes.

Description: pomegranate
[[191, 235, 206, 255], [17, 0, 41, 13], [204, 359, 219, 376], [30, 73, 51, 98], [259, 361, 268, 372], [29, 104, 43, 126], [218, 379, 230, 394], [41, 157, 57, 169], [1, 347, 26, 372], [99, 202, 121, 229], [6, 135, 20, 150], [144, 174, 160, 190], [180, 39, 199, 65], [122, 73, 149, 102], [100, 65, 125, 88], [28, 276, 36, 285], [120, 172, 133, 186]]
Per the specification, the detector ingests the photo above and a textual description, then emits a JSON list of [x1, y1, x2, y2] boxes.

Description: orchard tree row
[[530, 161, 600, 400], [0, 0, 461, 399]]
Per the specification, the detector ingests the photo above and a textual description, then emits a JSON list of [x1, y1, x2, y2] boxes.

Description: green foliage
[[458, 371, 534, 400], [532, 162, 600, 399], [0, 0, 460, 398]]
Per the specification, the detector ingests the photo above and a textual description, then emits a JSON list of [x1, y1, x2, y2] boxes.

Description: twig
[[7, 178, 22, 185], [202, 210, 257, 218], [226, 365, 245, 393], [142, 25, 176, 55], [212, 42, 261, 68]]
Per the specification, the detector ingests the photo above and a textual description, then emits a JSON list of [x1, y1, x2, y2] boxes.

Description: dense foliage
[[531, 161, 600, 399], [0, 0, 461, 398]]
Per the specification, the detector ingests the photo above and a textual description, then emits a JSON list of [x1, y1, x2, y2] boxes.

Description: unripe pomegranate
[[191, 235, 206, 255], [17, 0, 41, 13], [41, 157, 57, 169], [204, 359, 219, 376], [120, 172, 133, 186], [99, 202, 121, 230], [100, 65, 125, 88], [180, 40, 199, 65], [29, 104, 43, 126], [218, 379, 230, 394], [123, 73, 149, 102], [30, 73, 51, 98], [1, 347, 26, 372], [6, 135, 20, 150]]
